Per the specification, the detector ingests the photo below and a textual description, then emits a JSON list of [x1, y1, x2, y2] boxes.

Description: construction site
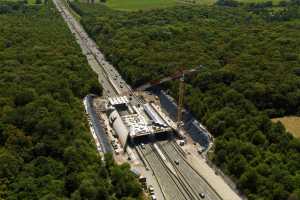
[[91, 86, 229, 200], [92, 66, 212, 155], [87, 68, 223, 200], [95, 91, 182, 151]]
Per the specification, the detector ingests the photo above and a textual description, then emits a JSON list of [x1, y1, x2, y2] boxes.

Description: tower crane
[[134, 65, 203, 128]]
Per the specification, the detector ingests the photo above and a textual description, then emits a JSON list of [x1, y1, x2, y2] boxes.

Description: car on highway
[[111, 140, 118, 149], [174, 159, 179, 165], [179, 140, 185, 146], [199, 192, 205, 198], [148, 185, 155, 195], [114, 149, 120, 155], [197, 147, 205, 154]]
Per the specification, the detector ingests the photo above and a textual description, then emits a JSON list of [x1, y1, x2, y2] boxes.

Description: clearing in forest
[[272, 116, 300, 138]]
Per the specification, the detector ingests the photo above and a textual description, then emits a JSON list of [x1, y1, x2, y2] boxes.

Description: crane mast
[[128, 65, 203, 129], [177, 75, 185, 128]]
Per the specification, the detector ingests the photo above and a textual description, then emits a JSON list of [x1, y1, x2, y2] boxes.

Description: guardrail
[[138, 145, 167, 200], [168, 141, 224, 200], [156, 143, 199, 200], [150, 144, 191, 200]]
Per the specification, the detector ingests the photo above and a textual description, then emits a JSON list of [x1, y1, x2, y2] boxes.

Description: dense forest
[[0, 1, 142, 199], [71, 1, 300, 200]]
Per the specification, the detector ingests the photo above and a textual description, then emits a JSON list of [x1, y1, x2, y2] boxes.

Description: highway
[[159, 141, 222, 200], [137, 141, 222, 200], [52, 1, 223, 199], [53, 0, 131, 97], [137, 143, 190, 200]]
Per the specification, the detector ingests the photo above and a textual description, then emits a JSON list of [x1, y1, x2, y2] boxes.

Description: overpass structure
[[106, 95, 173, 148]]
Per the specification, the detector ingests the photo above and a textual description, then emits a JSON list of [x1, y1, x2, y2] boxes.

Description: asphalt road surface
[[159, 141, 222, 200], [53, 0, 130, 97], [138, 144, 190, 200]]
